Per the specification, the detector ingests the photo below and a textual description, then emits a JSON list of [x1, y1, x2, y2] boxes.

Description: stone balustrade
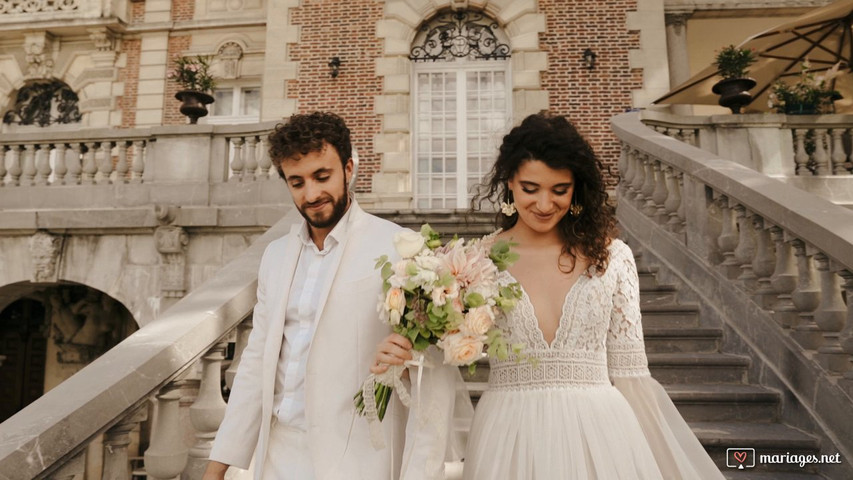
[[613, 110, 853, 462], [0, 208, 301, 479]]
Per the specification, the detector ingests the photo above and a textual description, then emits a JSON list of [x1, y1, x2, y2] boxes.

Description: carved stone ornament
[[155, 225, 189, 254], [88, 28, 116, 52], [155, 225, 188, 298], [24, 32, 56, 79], [218, 42, 243, 79], [0, 0, 80, 14], [29, 230, 63, 283]]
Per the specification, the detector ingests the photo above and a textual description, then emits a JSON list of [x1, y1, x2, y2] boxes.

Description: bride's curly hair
[[472, 112, 617, 274]]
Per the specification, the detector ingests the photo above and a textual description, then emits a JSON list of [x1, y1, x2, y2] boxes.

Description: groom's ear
[[344, 158, 354, 185]]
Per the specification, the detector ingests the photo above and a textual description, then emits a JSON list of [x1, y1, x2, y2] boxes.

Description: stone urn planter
[[175, 90, 215, 124], [712, 77, 756, 114]]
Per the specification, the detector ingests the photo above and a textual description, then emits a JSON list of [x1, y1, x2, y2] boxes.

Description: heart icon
[[734, 451, 747, 464]]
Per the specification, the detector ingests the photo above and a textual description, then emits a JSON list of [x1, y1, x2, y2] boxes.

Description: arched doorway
[[0, 283, 137, 422]]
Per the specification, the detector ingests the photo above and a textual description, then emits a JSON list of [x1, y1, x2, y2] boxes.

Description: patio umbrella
[[655, 0, 853, 112]]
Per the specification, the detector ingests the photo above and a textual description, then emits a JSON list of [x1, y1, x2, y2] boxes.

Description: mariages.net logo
[[727, 448, 842, 469]]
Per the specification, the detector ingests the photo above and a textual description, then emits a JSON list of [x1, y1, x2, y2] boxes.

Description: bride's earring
[[501, 201, 517, 216], [568, 202, 583, 217]]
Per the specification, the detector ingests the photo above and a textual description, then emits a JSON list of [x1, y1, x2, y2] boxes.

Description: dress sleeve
[[607, 241, 724, 480]]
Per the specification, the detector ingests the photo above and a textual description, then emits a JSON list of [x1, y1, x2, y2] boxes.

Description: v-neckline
[[503, 269, 588, 349]]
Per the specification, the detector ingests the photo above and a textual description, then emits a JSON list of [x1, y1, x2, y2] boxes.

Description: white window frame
[[412, 59, 512, 210], [202, 85, 261, 125]]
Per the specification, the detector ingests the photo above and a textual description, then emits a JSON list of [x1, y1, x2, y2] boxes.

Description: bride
[[373, 113, 723, 479]]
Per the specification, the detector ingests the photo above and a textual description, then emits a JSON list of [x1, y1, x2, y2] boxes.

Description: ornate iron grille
[[3, 80, 82, 127], [410, 11, 510, 62]]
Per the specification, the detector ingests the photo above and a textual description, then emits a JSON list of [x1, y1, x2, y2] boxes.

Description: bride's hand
[[371, 333, 413, 375]]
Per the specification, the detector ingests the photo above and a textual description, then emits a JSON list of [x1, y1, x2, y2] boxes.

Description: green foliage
[[168, 55, 216, 92], [489, 239, 520, 271], [769, 62, 842, 114], [714, 45, 757, 80]]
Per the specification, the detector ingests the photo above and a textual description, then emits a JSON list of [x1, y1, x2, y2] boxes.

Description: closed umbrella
[[655, 0, 853, 112]]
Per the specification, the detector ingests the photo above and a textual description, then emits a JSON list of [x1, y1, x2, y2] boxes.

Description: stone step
[[640, 284, 679, 305], [664, 384, 780, 423], [640, 303, 701, 328], [638, 271, 660, 290], [692, 422, 821, 473], [643, 327, 722, 354], [648, 353, 750, 384]]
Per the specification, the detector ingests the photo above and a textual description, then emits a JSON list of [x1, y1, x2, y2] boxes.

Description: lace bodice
[[489, 239, 650, 390]]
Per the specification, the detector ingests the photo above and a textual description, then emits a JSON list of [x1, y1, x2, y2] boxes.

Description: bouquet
[[353, 224, 524, 426]]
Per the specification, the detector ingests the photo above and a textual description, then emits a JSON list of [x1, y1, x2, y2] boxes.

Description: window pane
[[212, 89, 234, 116], [432, 158, 443, 173], [241, 88, 260, 116], [418, 74, 430, 91]]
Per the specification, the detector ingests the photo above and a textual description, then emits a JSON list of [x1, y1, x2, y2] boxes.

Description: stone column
[[144, 390, 189, 480], [184, 343, 228, 480], [102, 406, 148, 480], [664, 9, 694, 115]]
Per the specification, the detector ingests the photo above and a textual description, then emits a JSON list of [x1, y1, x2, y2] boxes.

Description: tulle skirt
[[463, 385, 664, 480]]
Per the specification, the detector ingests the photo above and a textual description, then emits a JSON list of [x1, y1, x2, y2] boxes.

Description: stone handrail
[[0, 206, 300, 480], [612, 110, 853, 467]]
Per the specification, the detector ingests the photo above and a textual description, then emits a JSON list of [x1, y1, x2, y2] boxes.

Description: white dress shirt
[[273, 205, 352, 429]]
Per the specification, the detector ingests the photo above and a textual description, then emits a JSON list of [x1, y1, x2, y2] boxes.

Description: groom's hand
[[372, 333, 413, 375], [202, 460, 228, 480]]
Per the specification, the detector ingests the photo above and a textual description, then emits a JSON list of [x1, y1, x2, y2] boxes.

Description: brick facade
[[539, 0, 643, 184], [163, 35, 192, 126], [171, 0, 195, 22], [287, 0, 385, 193], [119, 39, 142, 128]]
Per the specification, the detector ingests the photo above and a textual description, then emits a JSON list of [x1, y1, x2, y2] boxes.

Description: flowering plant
[[167, 55, 216, 92], [769, 61, 842, 114], [714, 45, 757, 79], [353, 224, 524, 424]]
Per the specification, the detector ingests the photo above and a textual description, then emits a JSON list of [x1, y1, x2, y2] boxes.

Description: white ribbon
[[362, 350, 432, 450]]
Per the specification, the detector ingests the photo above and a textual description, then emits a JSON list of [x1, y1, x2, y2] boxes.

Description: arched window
[[2, 80, 82, 127], [411, 10, 511, 210]]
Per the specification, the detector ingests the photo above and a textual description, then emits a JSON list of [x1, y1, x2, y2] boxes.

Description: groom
[[203, 112, 456, 480]]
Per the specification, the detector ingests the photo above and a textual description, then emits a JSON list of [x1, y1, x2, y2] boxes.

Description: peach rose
[[384, 288, 406, 325], [460, 305, 494, 336], [438, 331, 486, 366]]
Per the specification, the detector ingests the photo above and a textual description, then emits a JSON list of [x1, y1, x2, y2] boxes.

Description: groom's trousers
[[260, 417, 315, 480]]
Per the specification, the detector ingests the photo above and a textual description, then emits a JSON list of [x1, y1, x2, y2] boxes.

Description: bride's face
[[508, 159, 575, 235]]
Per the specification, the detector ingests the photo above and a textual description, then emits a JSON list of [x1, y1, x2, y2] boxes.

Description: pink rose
[[438, 331, 486, 366]]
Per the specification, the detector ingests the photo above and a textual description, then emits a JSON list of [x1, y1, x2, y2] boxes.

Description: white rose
[[438, 331, 486, 366], [394, 230, 425, 258], [384, 288, 406, 325], [461, 305, 494, 336]]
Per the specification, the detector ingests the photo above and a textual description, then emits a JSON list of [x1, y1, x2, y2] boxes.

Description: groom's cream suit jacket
[[210, 201, 456, 480]]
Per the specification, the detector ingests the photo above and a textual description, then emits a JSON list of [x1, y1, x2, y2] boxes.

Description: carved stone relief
[[29, 230, 63, 283], [155, 224, 189, 298], [48, 287, 124, 364], [218, 42, 243, 79], [23, 32, 57, 80]]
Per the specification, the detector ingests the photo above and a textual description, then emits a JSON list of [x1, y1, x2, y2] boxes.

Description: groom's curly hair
[[472, 112, 617, 274], [268, 111, 352, 179]]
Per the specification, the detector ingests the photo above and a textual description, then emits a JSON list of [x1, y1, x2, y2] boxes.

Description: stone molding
[[666, 0, 826, 11], [29, 230, 63, 283], [372, 0, 548, 209]]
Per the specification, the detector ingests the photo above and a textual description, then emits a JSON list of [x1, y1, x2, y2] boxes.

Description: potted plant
[[768, 61, 842, 115], [168, 55, 216, 124], [711, 45, 758, 113]]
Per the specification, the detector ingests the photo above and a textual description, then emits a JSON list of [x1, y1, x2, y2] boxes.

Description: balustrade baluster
[[769, 227, 799, 328], [116, 141, 129, 183], [682, 128, 696, 146], [0, 147, 7, 187], [8, 145, 22, 186], [98, 141, 114, 185], [733, 205, 757, 291], [244, 136, 258, 181], [846, 128, 853, 174], [717, 196, 740, 279], [791, 240, 824, 350], [751, 216, 777, 308], [54, 143, 68, 185], [35, 145, 51, 185], [794, 129, 809, 175], [144, 389, 189, 480], [22, 144, 37, 186], [640, 157, 656, 216], [813, 129, 830, 175], [102, 406, 147, 480], [230, 137, 245, 182], [631, 153, 647, 208], [82, 142, 97, 185], [814, 254, 848, 373], [259, 137, 272, 179], [184, 343, 229, 479], [663, 166, 682, 233], [666, 128, 681, 141], [619, 146, 635, 198], [831, 129, 848, 175], [651, 161, 669, 224], [839, 271, 853, 392], [131, 141, 145, 184], [67, 143, 83, 185], [226, 316, 253, 389]]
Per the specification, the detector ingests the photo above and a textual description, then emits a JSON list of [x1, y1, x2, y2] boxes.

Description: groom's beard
[[297, 181, 349, 229]]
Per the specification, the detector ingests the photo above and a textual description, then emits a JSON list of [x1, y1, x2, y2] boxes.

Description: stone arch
[[372, 0, 548, 208], [1, 78, 82, 127]]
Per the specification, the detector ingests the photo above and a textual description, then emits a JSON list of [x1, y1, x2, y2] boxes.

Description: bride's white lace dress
[[463, 239, 723, 479]]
